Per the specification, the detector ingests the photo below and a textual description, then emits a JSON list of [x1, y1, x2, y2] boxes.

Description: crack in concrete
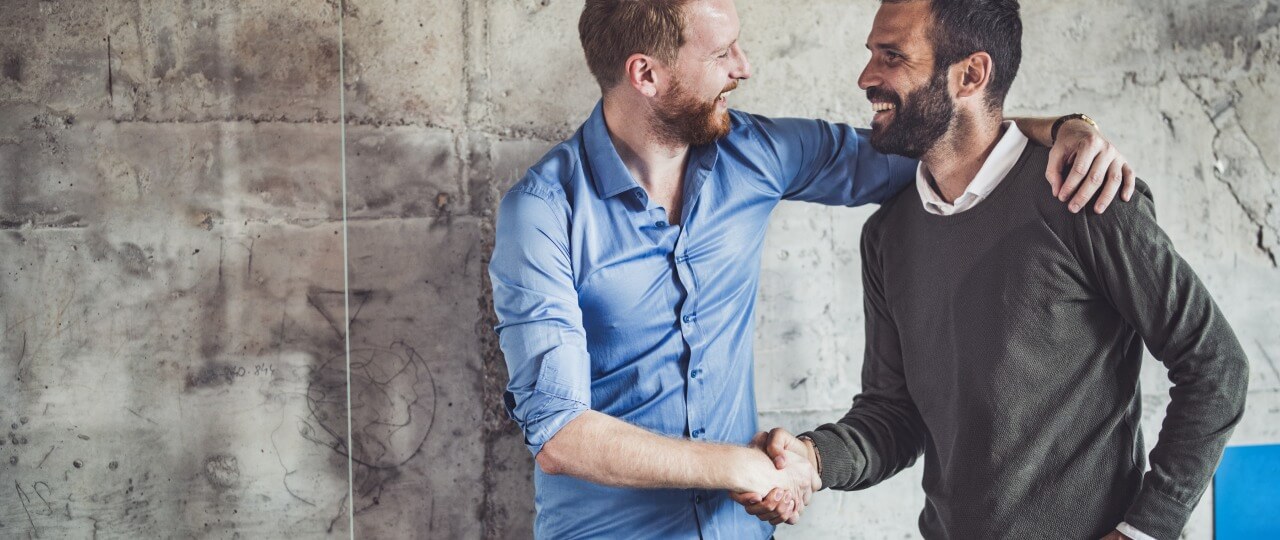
[[13, 331, 28, 378], [99, 114, 565, 144], [12, 102, 567, 146], [1259, 340, 1280, 387], [0, 221, 88, 231], [1, 214, 486, 233], [105, 35, 113, 101], [1178, 75, 1279, 267]]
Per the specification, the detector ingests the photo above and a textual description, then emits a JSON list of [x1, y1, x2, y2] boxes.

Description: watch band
[[1051, 113, 1098, 143], [797, 435, 821, 475]]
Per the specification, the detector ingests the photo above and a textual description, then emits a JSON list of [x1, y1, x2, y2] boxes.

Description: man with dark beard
[[736, 0, 1249, 538], [490, 0, 1139, 537]]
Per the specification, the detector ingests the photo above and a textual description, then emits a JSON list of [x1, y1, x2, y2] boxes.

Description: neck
[[602, 94, 690, 193], [922, 110, 1005, 203]]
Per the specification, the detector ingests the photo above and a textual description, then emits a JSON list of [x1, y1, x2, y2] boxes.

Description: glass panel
[[338, 1, 490, 537]]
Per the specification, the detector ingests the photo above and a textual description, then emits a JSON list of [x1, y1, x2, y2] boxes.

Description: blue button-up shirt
[[490, 102, 916, 539]]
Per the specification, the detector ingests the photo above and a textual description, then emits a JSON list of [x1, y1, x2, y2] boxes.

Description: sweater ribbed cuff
[[1123, 482, 1195, 540], [801, 429, 862, 491]]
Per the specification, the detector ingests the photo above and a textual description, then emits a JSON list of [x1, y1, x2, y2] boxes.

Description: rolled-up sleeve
[[745, 114, 917, 206], [490, 183, 591, 457]]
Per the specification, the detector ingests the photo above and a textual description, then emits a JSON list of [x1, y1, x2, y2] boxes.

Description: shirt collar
[[916, 120, 1029, 214], [582, 100, 724, 204], [583, 101, 643, 199]]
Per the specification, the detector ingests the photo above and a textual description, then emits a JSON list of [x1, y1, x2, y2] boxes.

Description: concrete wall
[[1, 0, 1276, 538]]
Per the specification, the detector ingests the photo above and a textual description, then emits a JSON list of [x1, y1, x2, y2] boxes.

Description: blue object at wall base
[[1214, 444, 1280, 539]]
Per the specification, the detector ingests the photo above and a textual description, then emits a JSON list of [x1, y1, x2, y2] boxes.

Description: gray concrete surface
[[2, 0, 1277, 538]]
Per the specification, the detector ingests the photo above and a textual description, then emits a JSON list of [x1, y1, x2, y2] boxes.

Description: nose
[[733, 43, 752, 80], [858, 60, 878, 90]]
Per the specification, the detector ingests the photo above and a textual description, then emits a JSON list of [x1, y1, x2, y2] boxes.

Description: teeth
[[872, 102, 895, 112]]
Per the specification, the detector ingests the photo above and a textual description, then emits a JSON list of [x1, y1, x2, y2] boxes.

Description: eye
[[717, 50, 731, 59], [886, 51, 903, 62]]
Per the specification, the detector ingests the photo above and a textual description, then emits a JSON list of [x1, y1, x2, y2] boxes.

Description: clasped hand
[[730, 428, 822, 526]]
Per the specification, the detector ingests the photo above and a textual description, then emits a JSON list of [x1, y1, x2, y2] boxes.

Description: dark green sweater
[[805, 143, 1249, 539]]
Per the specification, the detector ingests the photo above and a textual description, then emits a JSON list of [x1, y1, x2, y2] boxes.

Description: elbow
[[1213, 353, 1251, 428], [535, 438, 567, 476], [1232, 357, 1250, 414], [526, 406, 591, 476], [1228, 352, 1250, 411]]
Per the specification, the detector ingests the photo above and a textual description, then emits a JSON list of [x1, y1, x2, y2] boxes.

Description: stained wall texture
[[1, 0, 1277, 539]]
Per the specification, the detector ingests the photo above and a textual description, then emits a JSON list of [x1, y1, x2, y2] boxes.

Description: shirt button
[[655, 221, 667, 227], [694, 495, 704, 504], [692, 428, 704, 437], [681, 314, 696, 323], [690, 369, 702, 379]]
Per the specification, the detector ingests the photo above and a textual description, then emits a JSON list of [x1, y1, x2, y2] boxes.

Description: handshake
[[728, 428, 822, 526]]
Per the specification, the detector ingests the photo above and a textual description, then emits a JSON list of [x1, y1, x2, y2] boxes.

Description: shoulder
[[501, 136, 589, 224], [723, 110, 852, 183], [506, 141, 581, 204], [1013, 141, 1052, 190], [727, 110, 839, 142], [1014, 138, 1157, 230], [721, 109, 774, 154], [727, 109, 764, 134], [499, 141, 584, 232], [862, 186, 917, 245], [1081, 177, 1157, 231]]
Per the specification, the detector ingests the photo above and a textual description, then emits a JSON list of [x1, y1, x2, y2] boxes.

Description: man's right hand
[[730, 428, 822, 525]]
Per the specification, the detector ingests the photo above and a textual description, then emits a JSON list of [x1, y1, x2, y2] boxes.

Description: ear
[[955, 51, 993, 100], [623, 53, 661, 97]]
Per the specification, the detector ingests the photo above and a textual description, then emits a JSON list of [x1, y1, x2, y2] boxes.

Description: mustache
[[865, 86, 900, 106], [721, 80, 740, 94]]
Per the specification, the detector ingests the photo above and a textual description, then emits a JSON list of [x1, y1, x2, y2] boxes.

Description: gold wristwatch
[[1051, 113, 1098, 143]]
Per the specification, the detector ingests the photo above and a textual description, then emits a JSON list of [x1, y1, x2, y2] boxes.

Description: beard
[[868, 69, 954, 159], [651, 79, 736, 147]]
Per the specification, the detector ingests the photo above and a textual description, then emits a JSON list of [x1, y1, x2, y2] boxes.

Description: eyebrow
[[721, 31, 742, 52]]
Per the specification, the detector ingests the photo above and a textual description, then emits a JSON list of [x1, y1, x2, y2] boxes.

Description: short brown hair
[[882, 0, 1022, 110], [578, 0, 694, 90]]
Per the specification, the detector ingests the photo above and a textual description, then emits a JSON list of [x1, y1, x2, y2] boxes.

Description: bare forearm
[[537, 410, 773, 492], [1009, 116, 1056, 146]]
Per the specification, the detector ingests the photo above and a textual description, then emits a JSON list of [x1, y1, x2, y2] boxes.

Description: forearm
[[813, 226, 929, 491], [1123, 343, 1247, 539], [537, 410, 774, 492], [804, 395, 927, 491], [1009, 116, 1058, 146], [1125, 326, 1248, 536]]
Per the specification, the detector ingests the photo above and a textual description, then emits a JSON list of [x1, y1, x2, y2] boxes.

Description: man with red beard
[[737, 0, 1249, 538], [489, 0, 1137, 537]]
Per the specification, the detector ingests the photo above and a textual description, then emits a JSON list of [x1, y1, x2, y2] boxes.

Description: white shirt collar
[[916, 121, 1030, 216]]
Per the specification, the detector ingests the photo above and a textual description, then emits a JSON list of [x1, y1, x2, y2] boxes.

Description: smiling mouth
[[717, 89, 733, 106], [870, 101, 896, 125]]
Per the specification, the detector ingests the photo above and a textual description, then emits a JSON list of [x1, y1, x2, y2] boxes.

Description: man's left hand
[[1045, 118, 1136, 214]]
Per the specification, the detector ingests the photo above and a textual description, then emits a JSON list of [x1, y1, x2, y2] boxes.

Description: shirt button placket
[[673, 237, 704, 451]]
